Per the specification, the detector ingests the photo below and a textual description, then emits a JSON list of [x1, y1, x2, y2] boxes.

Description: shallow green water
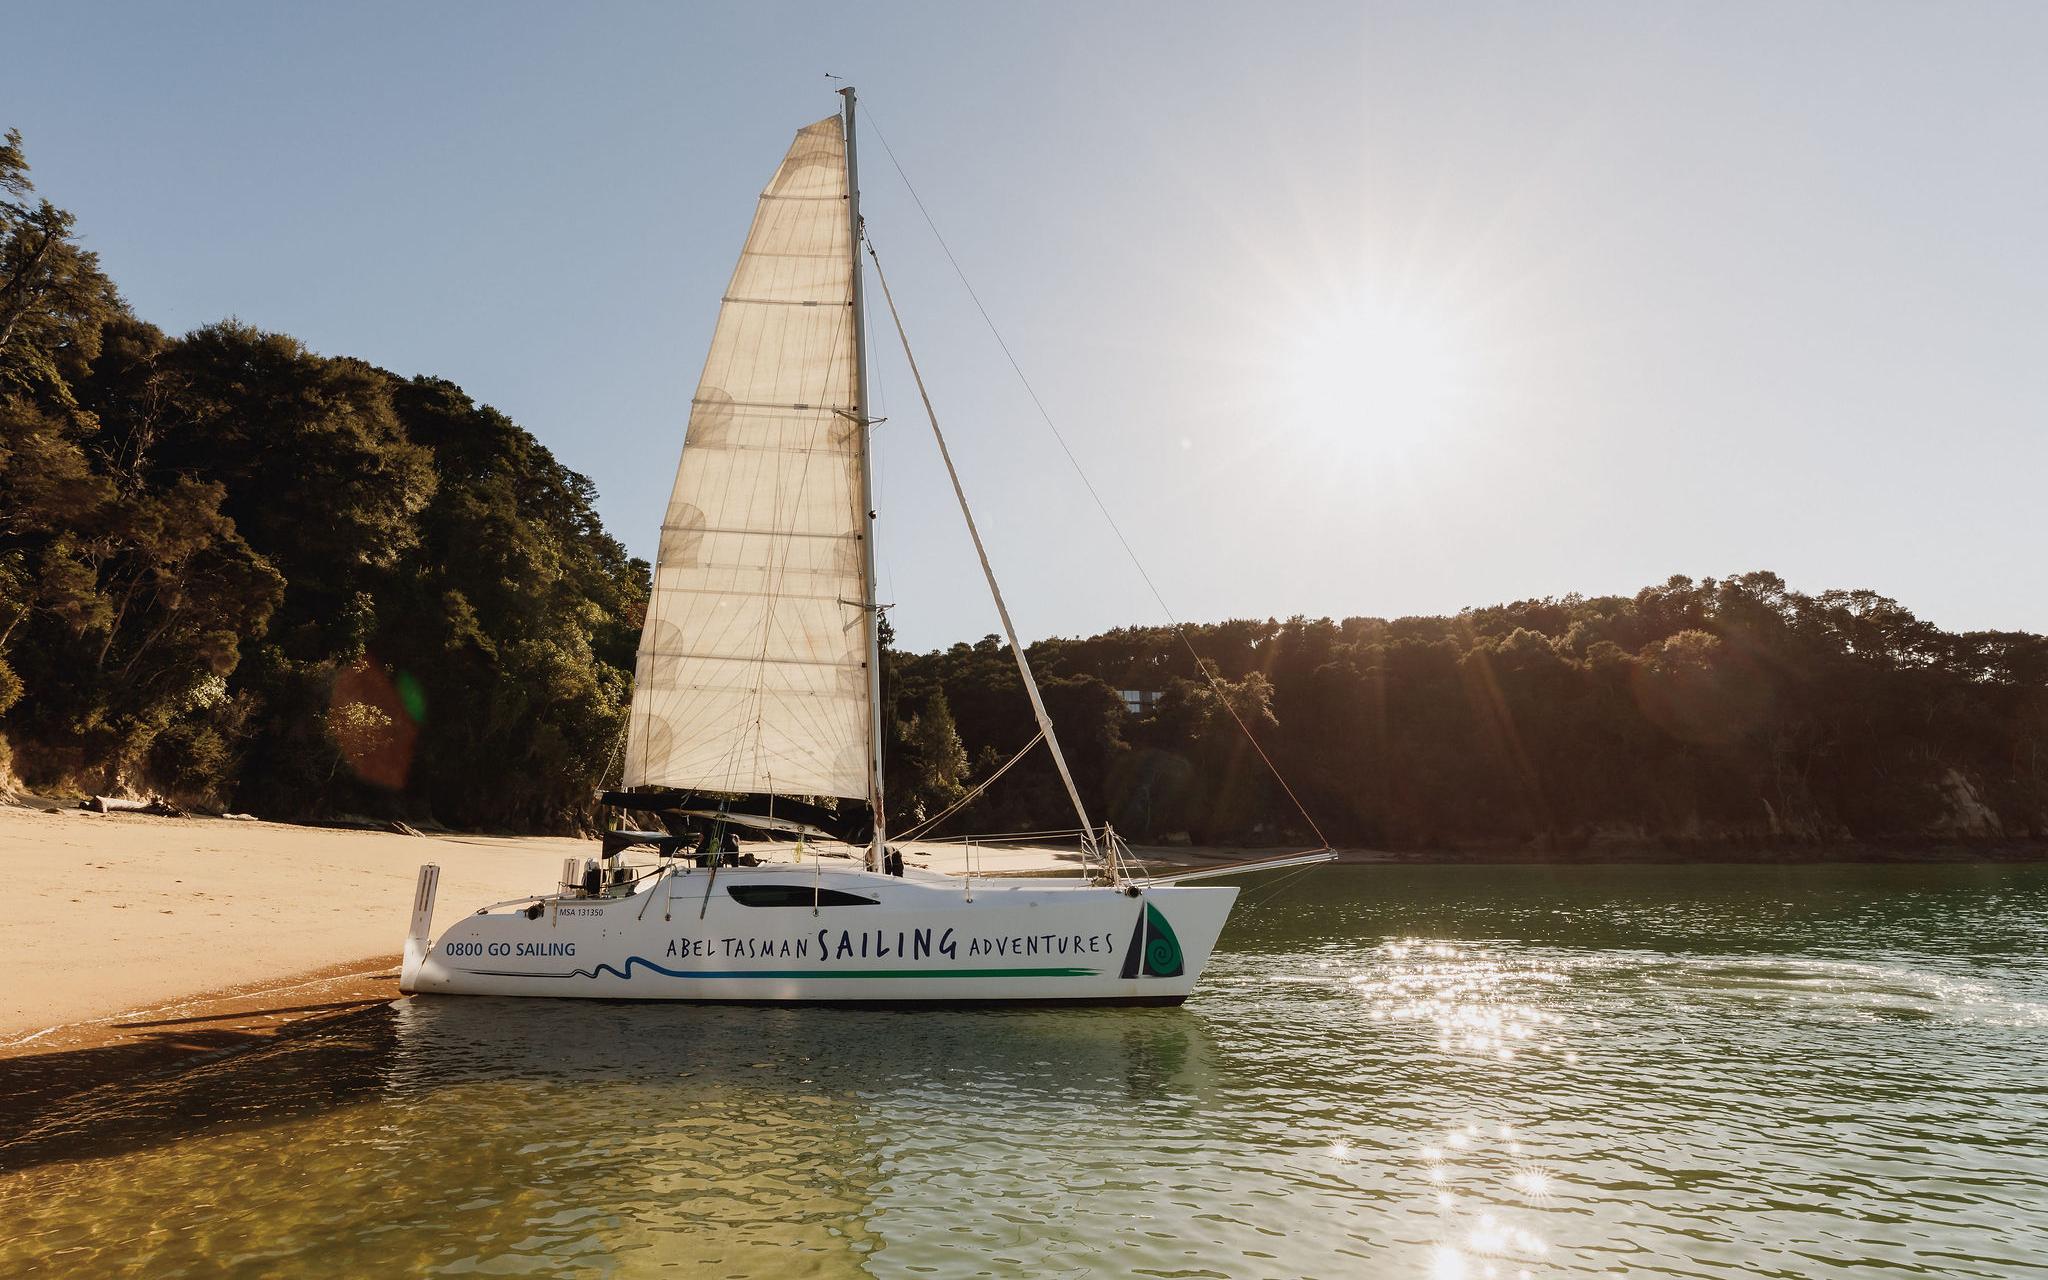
[[5, 863, 2047, 1278]]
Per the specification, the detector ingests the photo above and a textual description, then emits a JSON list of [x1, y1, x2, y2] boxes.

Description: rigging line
[[864, 238, 899, 631], [916, 827, 1086, 844], [865, 240, 1100, 877], [862, 108, 1333, 853], [899, 730, 1042, 842], [601, 714, 630, 791], [896, 728, 1047, 843], [1233, 859, 1330, 913]]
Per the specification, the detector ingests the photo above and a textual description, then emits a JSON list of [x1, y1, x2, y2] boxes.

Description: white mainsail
[[624, 115, 871, 801]]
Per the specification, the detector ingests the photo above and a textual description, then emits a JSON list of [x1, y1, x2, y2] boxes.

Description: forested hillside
[[0, 131, 646, 830], [886, 579, 2048, 849], [5, 128, 2044, 846]]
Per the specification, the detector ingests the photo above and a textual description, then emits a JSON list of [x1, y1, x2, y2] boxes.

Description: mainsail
[[624, 115, 871, 801]]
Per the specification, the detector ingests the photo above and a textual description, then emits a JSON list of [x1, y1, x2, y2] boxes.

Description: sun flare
[[1272, 291, 1474, 464]]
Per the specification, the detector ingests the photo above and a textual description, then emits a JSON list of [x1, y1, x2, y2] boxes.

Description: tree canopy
[[880, 574, 2047, 849], [0, 130, 646, 831]]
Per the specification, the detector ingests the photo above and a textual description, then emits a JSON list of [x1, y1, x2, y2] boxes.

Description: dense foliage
[[0, 131, 645, 830], [884, 577, 2048, 848], [5, 129, 2043, 846]]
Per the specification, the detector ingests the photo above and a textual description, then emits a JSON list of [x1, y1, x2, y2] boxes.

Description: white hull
[[402, 864, 1237, 1005]]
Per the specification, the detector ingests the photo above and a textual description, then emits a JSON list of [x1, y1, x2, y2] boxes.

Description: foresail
[[625, 115, 870, 801]]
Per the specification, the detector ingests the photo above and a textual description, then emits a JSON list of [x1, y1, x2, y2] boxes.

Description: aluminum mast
[[840, 86, 888, 873]]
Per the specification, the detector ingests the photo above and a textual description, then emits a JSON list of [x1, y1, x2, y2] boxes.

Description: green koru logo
[[1119, 901, 1187, 979], [1143, 903, 1184, 977]]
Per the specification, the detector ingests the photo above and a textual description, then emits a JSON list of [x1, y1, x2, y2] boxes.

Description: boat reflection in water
[[0, 994, 1215, 1278], [380, 995, 1220, 1272]]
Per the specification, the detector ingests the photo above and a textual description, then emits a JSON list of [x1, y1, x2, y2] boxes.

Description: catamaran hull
[[401, 868, 1238, 1005]]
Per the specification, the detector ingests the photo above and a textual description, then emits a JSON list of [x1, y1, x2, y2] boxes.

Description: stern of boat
[[1130, 884, 1240, 1000], [399, 863, 440, 995]]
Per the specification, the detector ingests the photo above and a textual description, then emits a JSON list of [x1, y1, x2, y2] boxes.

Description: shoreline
[[3, 803, 2040, 1079], [0, 955, 404, 1161], [0, 956, 400, 1138], [1133, 838, 2048, 868], [0, 955, 399, 1058]]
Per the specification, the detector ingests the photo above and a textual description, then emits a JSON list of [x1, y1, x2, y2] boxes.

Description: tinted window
[[727, 884, 877, 908]]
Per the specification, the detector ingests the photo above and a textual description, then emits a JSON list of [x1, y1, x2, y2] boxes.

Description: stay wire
[[897, 728, 1046, 843], [861, 107, 1333, 852], [1237, 860, 1328, 913], [602, 716, 629, 792]]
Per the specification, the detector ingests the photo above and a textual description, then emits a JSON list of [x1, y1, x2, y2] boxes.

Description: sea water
[[3, 863, 2045, 1278]]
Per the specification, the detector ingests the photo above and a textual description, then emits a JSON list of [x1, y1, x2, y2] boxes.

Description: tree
[[899, 690, 970, 824], [0, 130, 121, 409], [0, 139, 643, 828]]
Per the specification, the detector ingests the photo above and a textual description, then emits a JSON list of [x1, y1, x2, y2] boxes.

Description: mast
[[841, 86, 888, 873]]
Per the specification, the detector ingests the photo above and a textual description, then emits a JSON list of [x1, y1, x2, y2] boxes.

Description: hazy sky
[[11, 3, 2046, 649]]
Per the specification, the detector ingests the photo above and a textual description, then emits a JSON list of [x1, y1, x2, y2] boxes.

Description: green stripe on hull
[[677, 967, 1101, 979]]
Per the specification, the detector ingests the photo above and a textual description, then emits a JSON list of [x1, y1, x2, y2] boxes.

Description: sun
[[1272, 290, 1474, 464]]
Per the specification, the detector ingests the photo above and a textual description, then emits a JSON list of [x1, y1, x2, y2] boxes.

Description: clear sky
[[10, 2, 2045, 649]]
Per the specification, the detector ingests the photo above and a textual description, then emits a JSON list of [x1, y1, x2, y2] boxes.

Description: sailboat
[[399, 90, 1332, 1005]]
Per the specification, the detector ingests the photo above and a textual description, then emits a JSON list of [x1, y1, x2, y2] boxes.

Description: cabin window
[[727, 884, 877, 908]]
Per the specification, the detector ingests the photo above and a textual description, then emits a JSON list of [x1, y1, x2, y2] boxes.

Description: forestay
[[624, 115, 871, 800]]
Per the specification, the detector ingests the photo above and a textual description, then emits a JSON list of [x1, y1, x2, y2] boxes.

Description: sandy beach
[[0, 806, 583, 1043]]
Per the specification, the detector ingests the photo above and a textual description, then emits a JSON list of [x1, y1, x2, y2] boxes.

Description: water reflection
[[1, 999, 1222, 1278], [3, 864, 2047, 1278], [0, 1003, 398, 1171]]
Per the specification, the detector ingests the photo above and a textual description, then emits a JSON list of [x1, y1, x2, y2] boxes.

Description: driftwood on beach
[[82, 795, 183, 817]]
